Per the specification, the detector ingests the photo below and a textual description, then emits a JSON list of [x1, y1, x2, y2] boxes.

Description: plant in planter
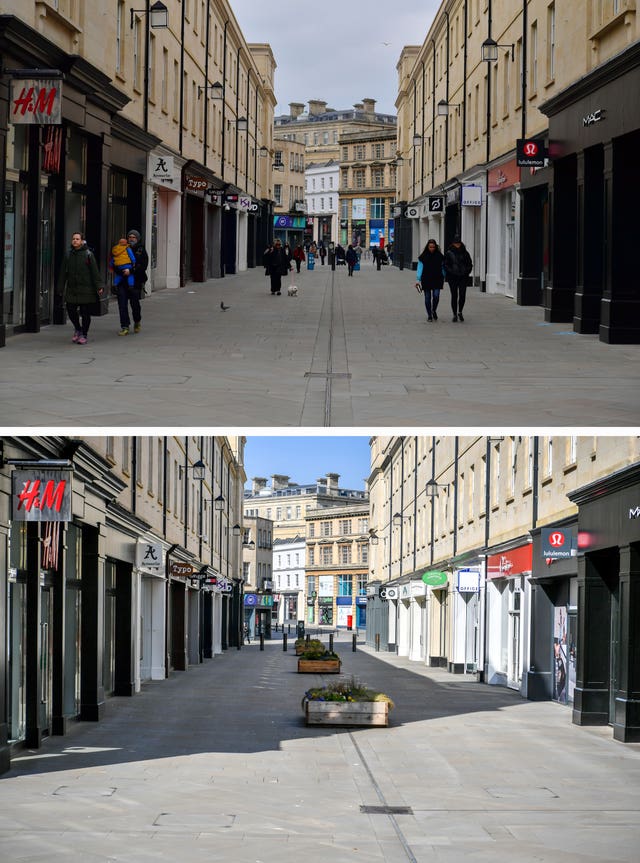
[[302, 676, 394, 726], [297, 640, 341, 673]]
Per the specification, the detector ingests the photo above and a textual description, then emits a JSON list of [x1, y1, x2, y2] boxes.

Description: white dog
[[287, 284, 298, 296]]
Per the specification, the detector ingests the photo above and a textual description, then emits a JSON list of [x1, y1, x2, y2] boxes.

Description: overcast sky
[[230, 0, 440, 117]]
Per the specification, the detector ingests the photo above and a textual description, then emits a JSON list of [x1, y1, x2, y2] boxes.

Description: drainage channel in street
[[349, 732, 419, 863]]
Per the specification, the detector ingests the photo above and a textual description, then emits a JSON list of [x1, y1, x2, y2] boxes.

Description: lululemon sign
[[517, 138, 547, 168], [541, 528, 574, 560]]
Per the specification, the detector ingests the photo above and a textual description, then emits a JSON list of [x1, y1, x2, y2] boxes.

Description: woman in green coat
[[58, 231, 104, 344]]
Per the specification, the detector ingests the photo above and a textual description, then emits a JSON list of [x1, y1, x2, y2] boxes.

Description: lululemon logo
[[524, 142, 538, 156], [549, 532, 565, 548]]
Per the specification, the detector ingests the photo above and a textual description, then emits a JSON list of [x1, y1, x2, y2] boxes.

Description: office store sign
[[12, 470, 72, 521]]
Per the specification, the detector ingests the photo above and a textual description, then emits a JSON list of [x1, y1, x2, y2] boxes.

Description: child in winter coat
[[110, 238, 136, 287]]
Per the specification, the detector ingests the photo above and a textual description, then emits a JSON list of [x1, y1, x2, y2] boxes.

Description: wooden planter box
[[297, 658, 341, 673], [303, 699, 389, 727]]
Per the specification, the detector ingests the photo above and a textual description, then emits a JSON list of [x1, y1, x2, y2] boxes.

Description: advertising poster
[[553, 606, 568, 703]]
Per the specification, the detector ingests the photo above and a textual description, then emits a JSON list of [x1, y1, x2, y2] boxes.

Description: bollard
[[287, 623, 291, 635], [283, 633, 288, 652], [352, 634, 357, 652], [329, 633, 334, 653], [375, 633, 380, 652], [306, 633, 310, 644], [260, 633, 265, 651]]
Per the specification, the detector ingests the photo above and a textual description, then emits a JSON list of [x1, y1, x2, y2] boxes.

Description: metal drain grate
[[360, 805, 413, 815]]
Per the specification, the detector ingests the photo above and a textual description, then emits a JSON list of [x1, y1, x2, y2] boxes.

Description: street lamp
[[232, 523, 242, 537], [437, 99, 461, 116], [214, 494, 225, 511], [130, 1, 168, 29], [369, 529, 379, 545], [198, 81, 223, 100], [481, 37, 514, 62], [392, 512, 411, 526], [179, 459, 206, 481], [426, 479, 449, 498], [412, 133, 422, 147]]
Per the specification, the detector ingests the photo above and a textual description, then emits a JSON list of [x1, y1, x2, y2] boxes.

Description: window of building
[[339, 519, 351, 535], [358, 573, 368, 594], [372, 142, 384, 159], [370, 198, 385, 219], [308, 546, 315, 565], [276, 507, 282, 520], [321, 546, 332, 565], [309, 522, 315, 537], [371, 167, 384, 188], [354, 169, 365, 188], [307, 576, 316, 595], [341, 168, 349, 187], [321, 521, 332, 537], [338, 574, 352, 596], [339, 544, 352, 564], [530, 20, 538, 94], [274, 184, 282, 206], [547, 3, 555, 80], [358, 543, 368, 564], [355, 145, 365, 160]]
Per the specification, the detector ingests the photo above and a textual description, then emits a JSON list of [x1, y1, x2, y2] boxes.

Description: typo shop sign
[[12, 470, 72, 521]]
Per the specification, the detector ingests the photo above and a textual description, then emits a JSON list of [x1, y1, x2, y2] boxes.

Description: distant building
[[305, 160, 340, 246], [272, 535, 306, 627]]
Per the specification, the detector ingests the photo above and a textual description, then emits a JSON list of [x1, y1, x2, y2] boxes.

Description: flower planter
[[297, 658, 341, 673], [303, 699, 389, 727], [295, 645, 306, 655]]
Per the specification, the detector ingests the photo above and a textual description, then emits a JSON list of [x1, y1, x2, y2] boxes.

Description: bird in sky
[[220, 301, 230, 311], [382, 41, 391, 46]]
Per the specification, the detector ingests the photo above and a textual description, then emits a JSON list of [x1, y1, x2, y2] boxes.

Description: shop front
[[147, 150, 184, 291], [486, 542, 533, 691], [527, 521, 578, 704], [486, 161, 520, 297], [540, 40, 640, 343], [449, 566, 482, 675], [568, 462, 640, 742]]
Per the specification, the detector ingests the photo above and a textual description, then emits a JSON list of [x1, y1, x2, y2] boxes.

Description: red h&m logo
[[12, 469, 72, 521], [17, 479, 67, 514], [9, 79, 62, 125]]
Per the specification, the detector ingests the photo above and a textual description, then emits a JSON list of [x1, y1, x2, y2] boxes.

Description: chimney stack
[[308, 99, 327, 116], [362, 98, 376, 115], [289, 102, 305, 119]]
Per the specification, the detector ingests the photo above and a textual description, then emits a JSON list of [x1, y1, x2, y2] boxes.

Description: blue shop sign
[[336, 596, 352, 606]]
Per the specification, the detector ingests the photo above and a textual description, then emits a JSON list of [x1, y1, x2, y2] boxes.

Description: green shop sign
[[421, 571, 448, 587]]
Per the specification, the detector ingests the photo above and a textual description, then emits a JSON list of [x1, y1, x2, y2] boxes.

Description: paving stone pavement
[[2, 631, 639, 862], [1, 261, 639, 427]]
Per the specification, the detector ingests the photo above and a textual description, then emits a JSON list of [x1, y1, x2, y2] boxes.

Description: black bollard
[[352, 634, 357, 652], [283, 633, 288, 652], [375, 633, 380, 652], [329, 634, 334, 653], [260, 633, 265, 651], [288, 623, 291, 635]]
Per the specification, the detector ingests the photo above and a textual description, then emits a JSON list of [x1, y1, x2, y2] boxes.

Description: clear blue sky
[[243, 436, 371, 491]]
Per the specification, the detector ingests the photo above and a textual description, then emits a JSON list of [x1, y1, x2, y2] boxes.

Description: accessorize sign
[[12, 470, 72, 521]]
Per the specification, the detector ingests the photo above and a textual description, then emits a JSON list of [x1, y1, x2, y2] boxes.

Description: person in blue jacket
[[415, 239, 444, 321]]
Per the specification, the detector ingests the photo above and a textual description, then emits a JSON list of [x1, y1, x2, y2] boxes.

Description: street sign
[[12, 469, 72, 522], [169, 562, 193, 578], [428, 196, 444, 212], [457, 568, 481, 592]]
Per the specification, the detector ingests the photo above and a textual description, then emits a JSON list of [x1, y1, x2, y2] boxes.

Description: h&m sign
[[12, 469, 72, 521], [9, 77, 62, 125]]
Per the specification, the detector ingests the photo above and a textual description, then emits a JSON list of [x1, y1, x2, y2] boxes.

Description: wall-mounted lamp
[[392, 512, 411, 526], [272, 162, 285, 172], [214, 494, 225, 511], [243, 539, 256, 550], [412, 134, 422, 147], [425, 479, 449, 498], [481, 37, 514, 62], [179, 459, 206, 481], [259, 146, 269, 158], [437, 99, 461, 116], [232, 523, 242, 537], [198, 81, 224, 100], [236, 116, 248, 131], [369, 529, 379, 545], [130, 1, 168, 29]]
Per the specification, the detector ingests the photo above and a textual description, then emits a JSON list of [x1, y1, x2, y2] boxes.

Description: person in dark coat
[[345, 244, 358, 277], [444, 234, 473, 321], [319, 244, 327, 265], [57, 231, 104, 345], [115, 229, 148, 335], [263, 239, 291, 294], [415, 239, 444, 321]]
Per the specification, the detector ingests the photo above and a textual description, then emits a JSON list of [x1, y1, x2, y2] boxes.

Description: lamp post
[[130, 1, 168, 132]]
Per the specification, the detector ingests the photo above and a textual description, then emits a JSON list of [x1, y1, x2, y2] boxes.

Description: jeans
[[423, 288, 440, 318], [449, 278, 467, 315], [117, 283, 142, 328]]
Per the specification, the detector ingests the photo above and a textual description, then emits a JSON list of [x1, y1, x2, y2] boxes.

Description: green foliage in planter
[[298, 639, 339, 660], [302, 676, 395, 709]]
